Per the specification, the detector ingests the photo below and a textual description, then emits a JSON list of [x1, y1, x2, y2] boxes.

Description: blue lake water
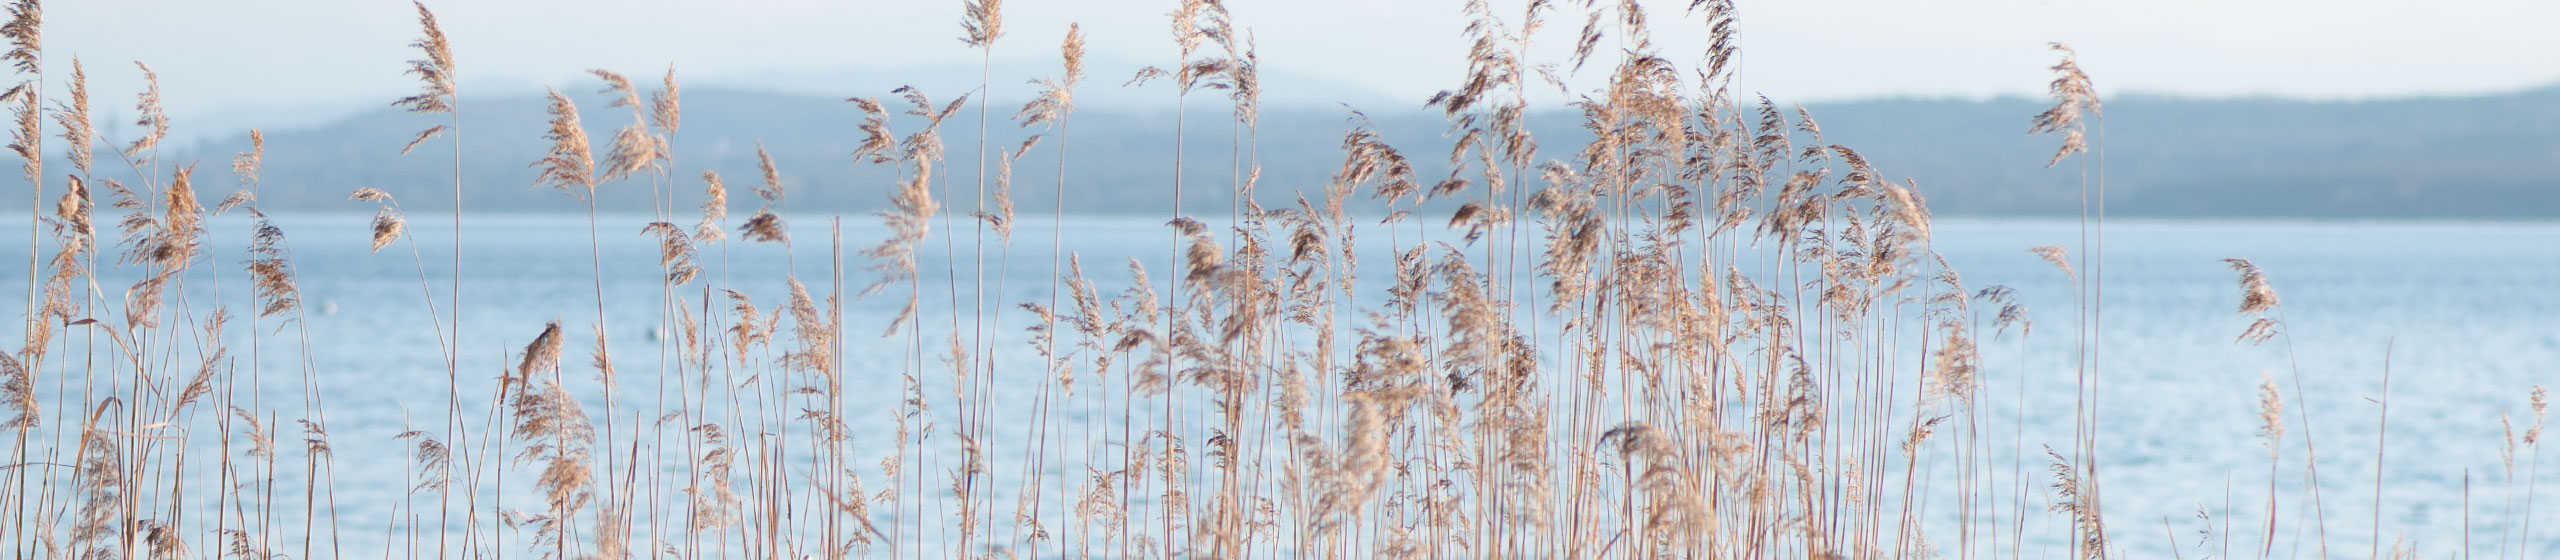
[[1, 213, 2554, 557]]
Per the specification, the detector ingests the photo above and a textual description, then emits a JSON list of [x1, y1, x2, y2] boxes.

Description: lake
[[1, 213, 2553, 558]]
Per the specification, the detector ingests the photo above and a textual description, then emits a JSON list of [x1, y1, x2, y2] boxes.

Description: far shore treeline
[[14, 84, 2558, 219]]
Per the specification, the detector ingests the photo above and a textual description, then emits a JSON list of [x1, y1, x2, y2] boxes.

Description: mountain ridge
[[23, 83, 2560, 218]]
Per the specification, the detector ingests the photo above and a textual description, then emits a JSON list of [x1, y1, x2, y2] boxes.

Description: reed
[[0, 1, 2536, 559], [0, 3, 40, 554], [392, 6, 469, 554]]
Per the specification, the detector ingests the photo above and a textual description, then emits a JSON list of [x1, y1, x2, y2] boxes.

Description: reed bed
[[0, 0, 2534, 559]]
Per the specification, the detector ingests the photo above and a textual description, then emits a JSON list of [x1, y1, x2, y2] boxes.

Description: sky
[[33, 0, 2560, 142]]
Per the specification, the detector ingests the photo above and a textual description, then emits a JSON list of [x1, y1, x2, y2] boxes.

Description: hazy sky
[[37, 0, 2560, 140]]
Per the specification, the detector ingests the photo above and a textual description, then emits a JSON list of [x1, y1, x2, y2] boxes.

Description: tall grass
[[0, 0, 2538, 559]]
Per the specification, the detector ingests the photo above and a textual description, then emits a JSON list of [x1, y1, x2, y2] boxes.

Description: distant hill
[[1804, 88, 2560, 218], [25, 85, 2560, 219]]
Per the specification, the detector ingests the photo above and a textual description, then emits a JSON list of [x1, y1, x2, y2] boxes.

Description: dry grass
[[0, 1, 2534, 559]]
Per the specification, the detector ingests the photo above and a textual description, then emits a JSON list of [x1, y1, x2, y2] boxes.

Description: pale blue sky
[[38, 0, 2560, 139]]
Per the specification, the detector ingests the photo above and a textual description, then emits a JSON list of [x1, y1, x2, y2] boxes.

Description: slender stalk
[[2373, 340, 2391, 560]]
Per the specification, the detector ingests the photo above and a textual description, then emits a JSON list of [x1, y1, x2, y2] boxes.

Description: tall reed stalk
[[0, 3, 2531, 560]]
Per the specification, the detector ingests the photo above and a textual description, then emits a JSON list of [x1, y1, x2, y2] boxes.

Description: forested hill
[[32, 84, 2560, 219]]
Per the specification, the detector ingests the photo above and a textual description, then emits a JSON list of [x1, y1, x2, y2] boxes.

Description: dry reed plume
[[0, 2, 2527, 560]]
